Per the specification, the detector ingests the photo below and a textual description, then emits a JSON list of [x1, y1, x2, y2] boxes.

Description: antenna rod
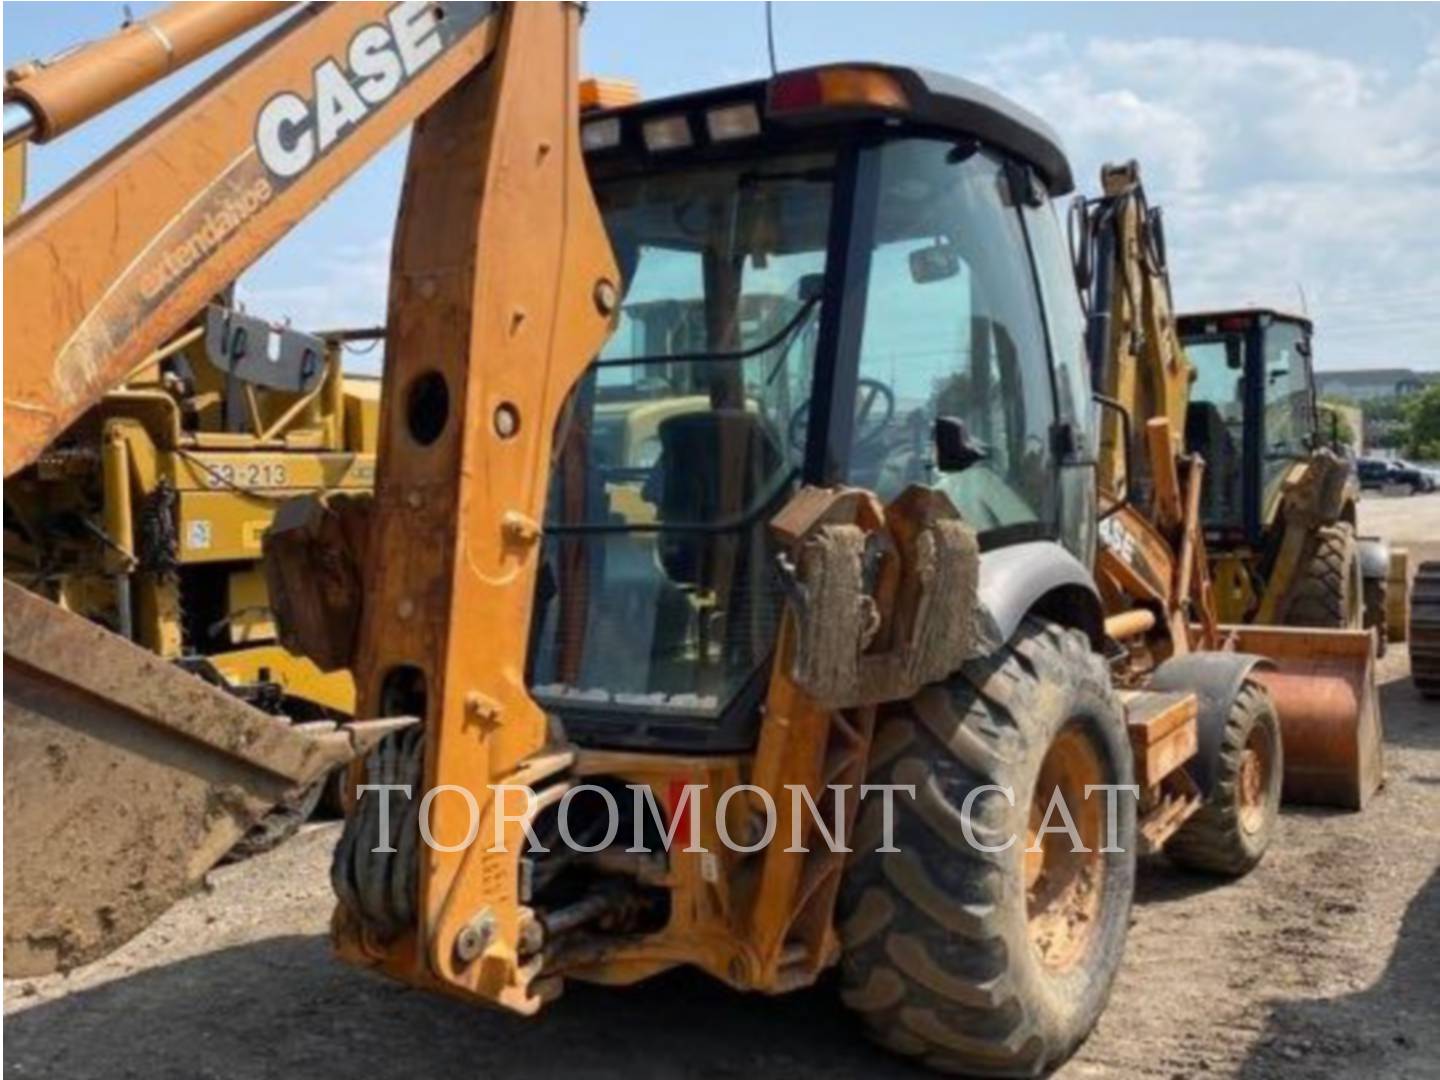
[[765, 2, 779, 76]]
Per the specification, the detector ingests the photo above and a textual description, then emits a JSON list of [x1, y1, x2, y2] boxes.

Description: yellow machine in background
[[1078, 162, 1381, 815], [4, 43, 374, 742], [4, 304, 379, 843], [1177, 308, 1396, 653]]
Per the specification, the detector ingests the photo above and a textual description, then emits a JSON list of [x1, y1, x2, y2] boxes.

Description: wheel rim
[[1025, 722, 1107, 973], [1236, 721, 1276, 835]]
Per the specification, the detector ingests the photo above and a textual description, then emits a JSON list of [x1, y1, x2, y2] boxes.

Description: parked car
[[1356, 457, 1436, 493], [1357, 457, 1393, 490], [1388, 459, 1437, 494]]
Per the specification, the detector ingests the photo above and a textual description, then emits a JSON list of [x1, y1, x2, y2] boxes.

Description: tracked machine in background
[[0, 4, 1384, 1075], [1076, 161, 1382, 814]]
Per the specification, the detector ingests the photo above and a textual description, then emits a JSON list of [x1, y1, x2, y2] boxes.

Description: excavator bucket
[[3, 582, 410, 977], [1224, 624, 1382, 811]]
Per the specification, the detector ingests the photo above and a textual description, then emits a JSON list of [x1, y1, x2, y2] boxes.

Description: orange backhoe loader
[[0, 4, 1380, 1074]]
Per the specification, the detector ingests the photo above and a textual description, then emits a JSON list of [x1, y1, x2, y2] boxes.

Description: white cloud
[[231, 30, 1439, 372], [978, 32, 1440, 369]]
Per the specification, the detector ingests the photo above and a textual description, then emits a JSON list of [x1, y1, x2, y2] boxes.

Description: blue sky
[[5, 2, 1438, 372]]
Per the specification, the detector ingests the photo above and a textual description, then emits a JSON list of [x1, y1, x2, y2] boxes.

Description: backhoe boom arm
[[3, 1, 502, 476]]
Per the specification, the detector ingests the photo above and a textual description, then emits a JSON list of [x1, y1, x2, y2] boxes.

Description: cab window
[[848, 139, 1057, 540]]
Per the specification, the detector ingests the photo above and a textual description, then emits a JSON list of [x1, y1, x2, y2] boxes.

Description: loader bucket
[[1224, 624, 1382, 811], [3, 582, 410, 977]]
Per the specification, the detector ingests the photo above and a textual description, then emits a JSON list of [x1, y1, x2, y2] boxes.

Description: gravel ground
[[5, 493, 1438, 1080]]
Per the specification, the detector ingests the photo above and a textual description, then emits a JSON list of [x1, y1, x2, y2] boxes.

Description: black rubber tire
[[1284, 522, 1361, 629], [1165, 679, 1282, 877], [332, 725, 424, 937], [1363, 575, 1389, 659], [225, 777, 326, 862], [317, 766, 349, 819], [837, 619, 1136, 1077], [1411, 561, 1440, 699]]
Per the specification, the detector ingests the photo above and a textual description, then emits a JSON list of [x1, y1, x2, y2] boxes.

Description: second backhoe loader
[[1176, 307, 1396, 653], [0, 3, 1381, 1076], [1076, 161, 1381, 815]]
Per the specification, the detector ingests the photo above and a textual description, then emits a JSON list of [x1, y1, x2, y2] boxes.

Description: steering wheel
[[789, 377, 897, 454]]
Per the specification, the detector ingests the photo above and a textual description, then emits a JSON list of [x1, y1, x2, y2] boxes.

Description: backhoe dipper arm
[[1081, 160, 1193, 504], [2, 1, 504, 476]]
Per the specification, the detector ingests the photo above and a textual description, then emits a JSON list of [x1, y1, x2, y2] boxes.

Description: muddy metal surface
[[5, 494, 1438, 1080]]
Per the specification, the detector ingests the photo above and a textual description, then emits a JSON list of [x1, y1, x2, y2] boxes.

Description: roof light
[[581, 116, 621, 152], [642, 114, 693, 153], [1219, 316, 1251, 332], [768, 66, 908, 116], [705, 102, 761, 142], [580, 77, 641, 112]]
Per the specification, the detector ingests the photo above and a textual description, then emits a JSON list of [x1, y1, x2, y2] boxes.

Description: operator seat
[[650, 409, 784, 588], [1186, 400, 1240, 521]]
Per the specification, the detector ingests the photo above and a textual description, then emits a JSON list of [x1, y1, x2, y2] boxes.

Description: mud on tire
[[837, 619, 1136, 1077], [1165, 679, 1281, 877]]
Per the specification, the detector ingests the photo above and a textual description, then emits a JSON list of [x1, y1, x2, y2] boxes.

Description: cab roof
[[1179, 307, 1313, 332], [589, 63, 1075, 195]]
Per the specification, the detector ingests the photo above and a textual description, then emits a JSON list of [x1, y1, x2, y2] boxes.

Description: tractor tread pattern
[[837, 619, 1129, 1078], [1165, 680, 1281, 876], [1284, 522, 1359, 629]]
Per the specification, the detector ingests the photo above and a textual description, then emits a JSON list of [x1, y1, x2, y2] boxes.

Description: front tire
[[1166, 679, 1281, 877], [1285, 522, 1362, 629], [838, 619, 1136, 1076]]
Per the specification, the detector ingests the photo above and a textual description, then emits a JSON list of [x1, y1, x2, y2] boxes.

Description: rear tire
[[1285, 522, 1361, 630], [837, 619, 1136, 1077], [1166, 679, 1281, 877]]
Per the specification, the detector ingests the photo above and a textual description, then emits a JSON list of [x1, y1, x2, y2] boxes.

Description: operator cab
[[528, 65, 1094, 750], [1177, 308, 1319, 544]]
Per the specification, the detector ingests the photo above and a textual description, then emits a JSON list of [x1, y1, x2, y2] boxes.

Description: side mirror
[[934, 417, 989, 473], [1092, 393, 1132, 517], [909, 240, 960, 284]]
